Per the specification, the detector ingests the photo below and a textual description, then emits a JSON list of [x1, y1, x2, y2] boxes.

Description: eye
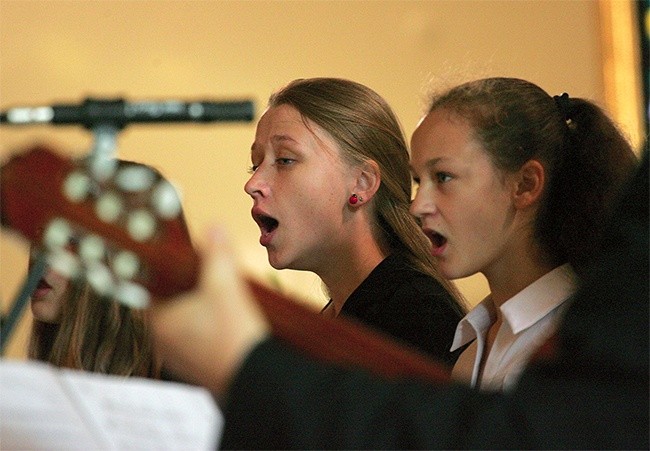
[[436, 172, 452, 183], [411, 176, 420, 186], [275, 158, 295, 166], [247, 164, 258, 174]]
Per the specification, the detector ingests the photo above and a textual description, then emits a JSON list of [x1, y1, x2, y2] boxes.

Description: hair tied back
[[553, 92, 572, 124]]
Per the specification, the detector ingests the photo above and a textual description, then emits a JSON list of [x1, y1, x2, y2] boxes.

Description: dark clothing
[[335, 253, 464, 365], [221, 153, 648, 450]]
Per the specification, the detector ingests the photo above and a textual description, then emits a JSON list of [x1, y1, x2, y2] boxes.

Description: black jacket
[[335, 253, 464, 365]]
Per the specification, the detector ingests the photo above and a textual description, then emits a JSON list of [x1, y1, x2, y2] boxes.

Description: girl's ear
[[513, 159, 545, 209], [353, 160, 381, 203]]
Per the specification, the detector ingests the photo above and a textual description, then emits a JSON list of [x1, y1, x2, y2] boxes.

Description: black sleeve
[[220, 338, 507, 450], [222, 329, 648, 450]]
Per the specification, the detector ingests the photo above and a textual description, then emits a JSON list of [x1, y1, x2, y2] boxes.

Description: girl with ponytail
[[410, 77, 638, 390]]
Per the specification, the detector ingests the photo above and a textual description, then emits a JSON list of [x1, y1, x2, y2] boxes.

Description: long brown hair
[[269, 77, 466, 313], [29, 283, 160, 377]]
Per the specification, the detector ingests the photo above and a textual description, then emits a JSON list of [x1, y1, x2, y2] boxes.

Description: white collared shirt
[[450, 264, 577, 392]]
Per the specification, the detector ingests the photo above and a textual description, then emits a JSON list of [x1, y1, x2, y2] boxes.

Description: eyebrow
[[425, 157, 446, 168], [410, 157, 446, 173], [271, 134, 297, 145], [251, 134, 297, 151]]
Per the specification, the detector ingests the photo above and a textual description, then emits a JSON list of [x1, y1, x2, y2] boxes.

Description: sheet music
[[0, 359, 222, 450], [1, 360, 103, 450]]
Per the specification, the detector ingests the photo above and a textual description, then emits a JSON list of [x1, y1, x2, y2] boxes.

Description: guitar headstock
[[1, 145, 199, 308]]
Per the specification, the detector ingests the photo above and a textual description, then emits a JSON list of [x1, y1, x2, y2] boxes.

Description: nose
[[409, 185, 436, 219], [244, 166, 267, 199]]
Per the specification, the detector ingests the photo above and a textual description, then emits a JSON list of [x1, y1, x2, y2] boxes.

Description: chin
[[438, 264, 464, 281], [267, 255, 289, 271], [31, 309, 60, 324]]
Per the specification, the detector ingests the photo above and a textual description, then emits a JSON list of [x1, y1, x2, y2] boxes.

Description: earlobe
[[513, 159, 545, 209], [353, 160, 381, 203]]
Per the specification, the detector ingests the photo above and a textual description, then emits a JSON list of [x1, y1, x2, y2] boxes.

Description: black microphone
[[0, 97, 255, 128]]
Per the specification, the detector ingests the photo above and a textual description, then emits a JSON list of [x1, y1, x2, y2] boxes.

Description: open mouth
[[254, 213, 279, 236], [424, 230, 447, 254], [36, 279, 52, 290], [31, 278, 53, 299]]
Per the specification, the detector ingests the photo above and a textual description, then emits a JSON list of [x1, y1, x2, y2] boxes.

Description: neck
[[484, 244, 557, 310], [320, 241, 387, 315]]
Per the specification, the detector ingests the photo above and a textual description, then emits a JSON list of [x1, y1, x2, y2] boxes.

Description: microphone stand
[[0, 252, 47, 354], [0, 96, 254, 356]]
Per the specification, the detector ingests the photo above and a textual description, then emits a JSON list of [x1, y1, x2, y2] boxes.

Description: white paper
[[0, 359, 222, 450]]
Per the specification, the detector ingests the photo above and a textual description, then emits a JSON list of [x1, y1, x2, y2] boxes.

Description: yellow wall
[[0, 0, 635, 359]]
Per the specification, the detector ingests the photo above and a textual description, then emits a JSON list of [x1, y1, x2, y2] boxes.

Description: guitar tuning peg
[[63, 171, 92, 203], [95, 191, 124, 223], [113, 281, 150, 309], [43, 218, 73, 250], [78, 234, 106, 263], [84, 261, 115, 298], [115, 165, 157, 192], [151, 180, 182, 219], [46, 248, 81, 280], [126, 209, 157, 242], [112, 250, 140, 280], [89, 156, 118, 183]]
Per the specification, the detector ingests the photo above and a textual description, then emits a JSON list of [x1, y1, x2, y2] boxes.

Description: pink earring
[[349, 194, 363, 205]]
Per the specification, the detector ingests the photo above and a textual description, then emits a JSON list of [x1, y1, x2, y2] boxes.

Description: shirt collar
[[450, 264, 577, 350], [450, 296, 494, 351], [501, 263, 577, 334]]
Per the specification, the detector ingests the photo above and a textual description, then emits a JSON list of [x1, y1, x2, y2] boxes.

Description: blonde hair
[[269, 77, 466, 311]]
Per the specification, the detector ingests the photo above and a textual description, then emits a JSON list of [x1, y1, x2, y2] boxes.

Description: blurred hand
[[150, 226, 269, 398]]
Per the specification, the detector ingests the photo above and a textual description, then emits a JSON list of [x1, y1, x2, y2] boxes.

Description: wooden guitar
[[0, 145, 451, 383]]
